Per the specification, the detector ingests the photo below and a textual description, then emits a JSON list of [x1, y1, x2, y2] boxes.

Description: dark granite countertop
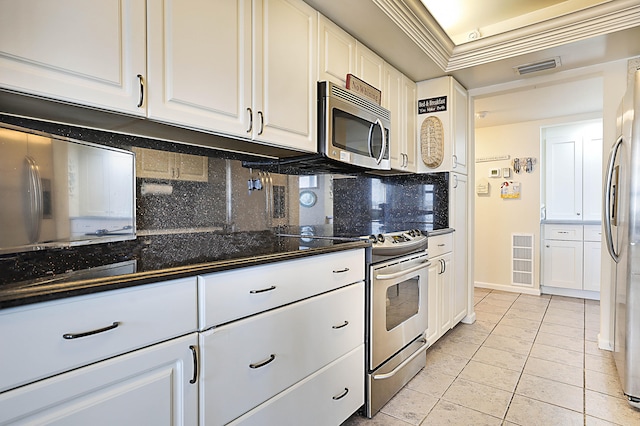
[[0, 232, 369, 310]]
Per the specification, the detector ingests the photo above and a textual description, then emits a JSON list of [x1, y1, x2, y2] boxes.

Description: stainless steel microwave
[[318, 81, 391, 171]]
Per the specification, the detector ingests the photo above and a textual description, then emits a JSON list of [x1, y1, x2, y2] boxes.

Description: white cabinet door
[[230, 345, 364, 426], [318, 15, 356, 87], [0, 0, 146, 116], [0, 334, 198, 426], [355, 42, 384, 90], [147, 0, 317, 152], [426, 259, 440, 344], [438, 254, 453, 337], [452, 80, 468, 174], [384, 64, 417, 172], [199, 282, 364, 425], [147, 0, 253, 137], [253, 0, 317, 152], [542, 239, 583, 289], [451, 173, 468, 323], [582, 135, 604, 221], [583, 241, 602, 292], [545, 135, 584, 220]]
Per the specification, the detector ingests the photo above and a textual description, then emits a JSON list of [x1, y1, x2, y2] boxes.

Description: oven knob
[[414, 229, 422, 236], [368, 234, 377, 243], [407, 230, 415, 237], [377, 234, 385, 243]]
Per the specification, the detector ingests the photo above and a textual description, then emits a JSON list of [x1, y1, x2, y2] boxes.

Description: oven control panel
[[366, 230, 428, 256]]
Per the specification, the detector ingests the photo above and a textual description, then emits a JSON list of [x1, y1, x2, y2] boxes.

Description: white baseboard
[[540, 286, 600, 301], [474, 281, 542, 296]]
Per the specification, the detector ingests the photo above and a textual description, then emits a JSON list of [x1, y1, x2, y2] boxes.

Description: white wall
[[472, 58, 633, 352], [474, 112, 600, 294]]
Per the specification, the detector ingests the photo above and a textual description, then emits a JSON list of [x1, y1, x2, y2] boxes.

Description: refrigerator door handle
[[604, 136, 623, 263], [24, 156, 43, 244]]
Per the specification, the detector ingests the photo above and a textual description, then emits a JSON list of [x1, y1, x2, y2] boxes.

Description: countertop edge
[[0, 241, 369, 310]]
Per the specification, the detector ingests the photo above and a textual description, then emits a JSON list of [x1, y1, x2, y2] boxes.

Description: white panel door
[[543, 239, 583, 289], [253, 0, 317, 152], [0, 334, 198, 426], [545, 135, 583, 220], [384, 63, 405, 170], [583, 241, 602, 292], [147, 0, 253, 136], [0, 0, 146, 116], [583, 135, 604, 221], [318, 15, 356, 87], [355, 42, 384, 90], [452, 80, 468, 174], [451, 173, 468, 323]]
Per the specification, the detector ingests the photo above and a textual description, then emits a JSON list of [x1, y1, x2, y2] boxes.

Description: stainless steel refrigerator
[[604, 67, 640, 408]]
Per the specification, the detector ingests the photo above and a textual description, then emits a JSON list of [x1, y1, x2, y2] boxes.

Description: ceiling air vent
[[514, 57, 561, 75]]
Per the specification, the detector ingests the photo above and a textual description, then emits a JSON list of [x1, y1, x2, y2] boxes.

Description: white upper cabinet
[[384, 63, 417, 172], [254, 0, 318, 151], [543, 120, 603, 221], [0, 0, 146, 116], [318, 15, 356, 87], [354, 42, 385, 91], [415, 76, 468, 174], [147, 0, 252, 137], [148, 0, 318, 153]]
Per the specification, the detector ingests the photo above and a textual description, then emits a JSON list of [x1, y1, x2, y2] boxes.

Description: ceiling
[[421, 0, 610, 45], [303, 0, 640, 126]]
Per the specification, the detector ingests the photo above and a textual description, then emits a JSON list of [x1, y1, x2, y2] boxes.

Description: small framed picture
[[502, 167, 511, 178]]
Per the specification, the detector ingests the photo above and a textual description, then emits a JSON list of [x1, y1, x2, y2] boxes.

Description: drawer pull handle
[[437, 243, 445, 247], [249, 354, 276, 369], [332, 268, 349, 274], [189, 345, 198, 384], [63, 321, 120, 340], [332, 387, 349, 400], [249, 285, 276, 294], [332, 320, 349, 329]]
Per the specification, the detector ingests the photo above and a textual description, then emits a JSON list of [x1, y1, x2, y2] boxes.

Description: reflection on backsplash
[[0, 115, 452, 286]]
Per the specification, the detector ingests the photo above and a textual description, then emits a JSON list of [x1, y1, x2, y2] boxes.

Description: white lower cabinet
[[426, 233, 454, 345], [199, 282, 364, 425], [541, 223, 601, 296], [0, 333, 198, 426], [0, 277, 198, 426], [230, 345, 364, 426]]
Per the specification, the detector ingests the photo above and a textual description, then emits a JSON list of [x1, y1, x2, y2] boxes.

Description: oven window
[[386, 277, 420, 330]]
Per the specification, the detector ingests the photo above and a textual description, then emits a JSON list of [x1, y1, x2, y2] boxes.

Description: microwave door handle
[[604, 136, 623, 263], [24, 156, 43, 243], [369, 118, 387, 165]]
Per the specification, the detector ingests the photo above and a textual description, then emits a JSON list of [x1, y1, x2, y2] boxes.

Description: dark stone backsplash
[[0, 115, 451, 285]]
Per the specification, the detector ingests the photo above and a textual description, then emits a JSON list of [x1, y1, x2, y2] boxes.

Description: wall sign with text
[[418, 96, 447, 114]]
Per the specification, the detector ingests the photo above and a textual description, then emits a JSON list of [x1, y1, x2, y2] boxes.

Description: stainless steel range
[[364, 229, 430, 418]]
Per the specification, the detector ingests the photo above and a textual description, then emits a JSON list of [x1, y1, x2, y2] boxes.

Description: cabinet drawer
[[0, 278, 197, 393], [230, 345, 364, 426], [584, 225, 602, 242], [543, 224, 583, 241], [198, 249, 365, 328], [428, 233, 453, 258], [199, 282, 364, 426]]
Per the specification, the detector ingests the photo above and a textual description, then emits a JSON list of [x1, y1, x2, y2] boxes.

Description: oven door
[[370, 252, 429, 370]]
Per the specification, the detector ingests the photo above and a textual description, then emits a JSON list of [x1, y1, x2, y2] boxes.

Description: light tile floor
[[342, 288, 640, 425]]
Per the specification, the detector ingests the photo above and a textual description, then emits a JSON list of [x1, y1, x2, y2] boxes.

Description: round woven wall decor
[[420, 116, 444, 168]]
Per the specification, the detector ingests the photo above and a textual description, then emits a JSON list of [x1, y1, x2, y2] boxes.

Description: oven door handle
[[372, 338, 429, 380], [375, 261, 431, 281]]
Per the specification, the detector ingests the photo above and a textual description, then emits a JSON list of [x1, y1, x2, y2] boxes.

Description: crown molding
[[373, 0, 640, 72]]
